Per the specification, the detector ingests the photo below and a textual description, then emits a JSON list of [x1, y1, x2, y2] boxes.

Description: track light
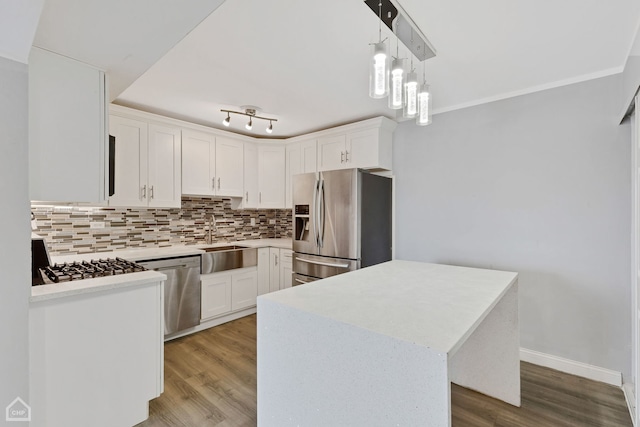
[[220, 107, 278, 134]]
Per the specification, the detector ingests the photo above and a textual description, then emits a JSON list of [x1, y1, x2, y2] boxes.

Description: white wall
[[0, 56, 31, 423], [393, 74, 632, 379]]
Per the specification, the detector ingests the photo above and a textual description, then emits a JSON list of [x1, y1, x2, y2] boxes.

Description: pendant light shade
[[403, 71, 418, 119], [417, 84, 432, 126], [388, 58, 405, 110], [369, 42, 389, 99]]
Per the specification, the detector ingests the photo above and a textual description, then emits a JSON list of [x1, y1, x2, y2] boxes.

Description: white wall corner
[[520, 348, 622, 387]]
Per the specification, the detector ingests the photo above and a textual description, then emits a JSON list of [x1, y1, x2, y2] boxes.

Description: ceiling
[[34, 0, 640, 138]]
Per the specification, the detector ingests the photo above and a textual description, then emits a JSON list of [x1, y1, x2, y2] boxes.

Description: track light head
[[221, 108, 277, 134], [245, 117, 253, 130], [266, 121, 273, 134], [222, 113, 230, 127]]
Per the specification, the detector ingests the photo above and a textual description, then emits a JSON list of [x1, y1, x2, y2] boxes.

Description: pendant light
[[417, 65, 432, 126], [369, 2, 389, 99], [403, 62, 418, 118], [388, 36, 405, 110]]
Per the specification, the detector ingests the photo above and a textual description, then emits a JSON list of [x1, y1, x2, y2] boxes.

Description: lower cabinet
[[262, 247, 293, 293], [201, 267, 257, 321]]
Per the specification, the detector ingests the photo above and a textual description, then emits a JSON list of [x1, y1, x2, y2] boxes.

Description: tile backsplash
[[32, 197, 292, 256]]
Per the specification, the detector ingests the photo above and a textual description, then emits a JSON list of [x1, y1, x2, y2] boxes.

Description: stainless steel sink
[[200, 245, 257, 274]]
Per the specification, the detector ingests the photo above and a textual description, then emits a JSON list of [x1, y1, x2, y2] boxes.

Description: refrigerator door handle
[[295, 257, 350, 269], [312, 177, 319, 248], [318, 177, 325, 248]]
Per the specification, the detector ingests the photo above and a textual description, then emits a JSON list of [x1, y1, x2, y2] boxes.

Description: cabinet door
[[346, 128, 380, 169], [257, 248, 270, 295], [29, 47, 107, 204], [148, 123, 182, 208], [201, 273, 232, 320], [317, 134, 346, 171], [301, 139, 318, 173], [269, 248, 281, 292], [243, 143, 259, 208], [232, 269, 258, 311], [285, 142, 302, 210], [215, 137, 244, 197], [280, 249, 293, 289], [108, 116, 148, 207], [182, 130, 215, 196], [258, 145, 286, 208]]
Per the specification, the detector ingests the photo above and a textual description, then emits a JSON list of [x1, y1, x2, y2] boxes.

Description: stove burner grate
[[38, 257, 146, 284]]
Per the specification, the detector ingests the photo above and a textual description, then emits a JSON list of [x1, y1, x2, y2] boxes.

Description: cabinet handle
[[212, 177, 215, 190], [345, 150, 349, 162], [218, 177, 221, 189], [341, 151, 345, 163], [275, 254, 278, 266], [259, 192, 262, 203], [141, 185, 147, 200], [149, 185, 154, 200], [246, 191, 249, 202]]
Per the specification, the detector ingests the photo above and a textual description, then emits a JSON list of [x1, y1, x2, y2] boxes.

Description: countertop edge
[[30, 270, 167, 303]]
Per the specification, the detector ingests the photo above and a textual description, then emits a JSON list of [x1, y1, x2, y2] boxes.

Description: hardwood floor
[[137, 315, 632, 427]]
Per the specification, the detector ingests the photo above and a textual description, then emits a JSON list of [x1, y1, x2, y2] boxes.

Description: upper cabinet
[[109, 113, 181, 208], [316, 117, 396, 172], [286, 139, 317, 209], [182, 130, 244, 197], [29, 47, 108, 203], [243, 143, 286, 209]]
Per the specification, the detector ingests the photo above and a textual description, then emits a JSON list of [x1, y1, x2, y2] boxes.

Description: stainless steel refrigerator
[[292, 168, 392, 285]]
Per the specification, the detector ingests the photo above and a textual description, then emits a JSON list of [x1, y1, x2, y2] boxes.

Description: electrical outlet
[[269, 219, 276, 225], [90, 221, 105, 229], [250, 218, 256, 226]]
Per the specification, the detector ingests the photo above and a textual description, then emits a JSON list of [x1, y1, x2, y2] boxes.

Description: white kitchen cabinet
[[257, 248, 270, 295], [280, 249, 293, 289], [109, 115, 181, 208], [258, 145, 286, 208], [285, 139, 317, 208], [29, 47, 108, 203], [201, 272, 232, 320], [201, 267, 258, 321], [316, 118, 395, 172], [243, 144, 286, 209], [317, 134, 347, 172], [243, 143, 259, 208], [269, 248, 281, 293], [148, 124, 182, 208], [231, 269, 258, 311], [182, 130, 244, 197]]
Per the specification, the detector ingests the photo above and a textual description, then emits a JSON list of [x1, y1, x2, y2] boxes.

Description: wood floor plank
[[137, 314, 633, 427]]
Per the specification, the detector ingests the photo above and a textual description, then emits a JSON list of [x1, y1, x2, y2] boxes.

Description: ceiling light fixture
[[369, 1, 389, 99], [417, 64, 431, 126], [220, 107, 278, 134], [364, 0, 436, 125]]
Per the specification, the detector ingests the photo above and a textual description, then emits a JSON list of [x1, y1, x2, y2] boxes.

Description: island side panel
[[257, 298, 451, 427], [448, 281, 520, 407], [29, 283, 164, 427]]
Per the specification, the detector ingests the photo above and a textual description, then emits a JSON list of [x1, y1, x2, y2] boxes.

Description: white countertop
[[31, 270, 167, 303], [36, 238, 292, 302], [259, 260, 518, 355]]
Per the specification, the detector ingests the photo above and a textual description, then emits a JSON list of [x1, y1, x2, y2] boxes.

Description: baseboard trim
[[622, 383, 636, 426], [520, 348, 622, 387]]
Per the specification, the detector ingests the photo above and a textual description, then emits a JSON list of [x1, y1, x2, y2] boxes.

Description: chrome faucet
[[207, 214, 216, 244]]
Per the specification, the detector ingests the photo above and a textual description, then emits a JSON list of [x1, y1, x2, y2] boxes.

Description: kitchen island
[[257, 260, 519, 427]]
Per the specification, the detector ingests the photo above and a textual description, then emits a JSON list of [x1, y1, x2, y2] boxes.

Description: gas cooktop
[[35, 257, 147, 286]]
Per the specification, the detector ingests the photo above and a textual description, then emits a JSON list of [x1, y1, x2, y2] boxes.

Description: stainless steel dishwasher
[[138, 255, 201, 336]]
